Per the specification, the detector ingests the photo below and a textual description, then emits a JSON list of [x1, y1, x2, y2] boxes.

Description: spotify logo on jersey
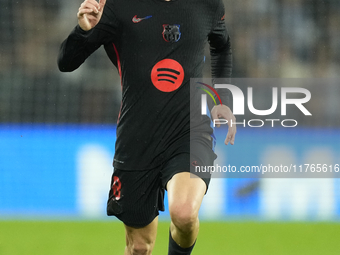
[[151, 59, 184, 92]]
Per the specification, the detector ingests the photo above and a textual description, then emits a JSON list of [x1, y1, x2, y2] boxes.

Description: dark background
[[0, 0, 339, 124]]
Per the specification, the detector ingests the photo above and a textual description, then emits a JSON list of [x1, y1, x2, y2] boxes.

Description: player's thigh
[[166, 172, 206, 219], [124, 216, 158, 252]]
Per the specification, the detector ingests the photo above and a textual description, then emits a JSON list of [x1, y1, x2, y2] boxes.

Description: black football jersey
[[58, 0, 232, 170]]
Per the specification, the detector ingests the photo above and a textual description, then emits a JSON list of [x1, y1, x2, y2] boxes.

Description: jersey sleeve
[[57, 2, 120, 72], [208, 0, 232, 107]]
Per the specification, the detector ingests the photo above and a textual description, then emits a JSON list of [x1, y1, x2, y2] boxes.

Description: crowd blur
[[0, 0, 339, 125], [223, 0, 340, 78]]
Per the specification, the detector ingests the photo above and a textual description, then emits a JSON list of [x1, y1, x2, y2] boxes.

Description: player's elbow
[[210, 36, 231, 55], [58, 64, 69, 72], [57, 48, 80, 72], [57, 58, 74, 72]]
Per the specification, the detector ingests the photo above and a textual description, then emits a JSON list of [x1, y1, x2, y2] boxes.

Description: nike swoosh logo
[[132, 15, 152, 23]]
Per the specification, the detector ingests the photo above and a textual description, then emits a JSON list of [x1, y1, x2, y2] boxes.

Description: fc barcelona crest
[[162, 24, 181, 43]]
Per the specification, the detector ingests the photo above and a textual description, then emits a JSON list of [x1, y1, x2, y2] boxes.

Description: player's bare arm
[[211, 104, 236, 145], [77, 0, 107, 31]]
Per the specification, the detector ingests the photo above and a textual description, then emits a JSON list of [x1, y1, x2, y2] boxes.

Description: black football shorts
[[106, 135, 216, 228]]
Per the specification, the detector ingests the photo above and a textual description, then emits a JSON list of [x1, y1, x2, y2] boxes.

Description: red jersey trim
[[112, 43, 122, 123]]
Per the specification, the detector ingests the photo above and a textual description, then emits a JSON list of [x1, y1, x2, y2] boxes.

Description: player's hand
[[211, 104, 236, 145], [77, 0, 107, 31]]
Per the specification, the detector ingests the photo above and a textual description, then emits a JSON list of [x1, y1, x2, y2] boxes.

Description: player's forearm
[[57, 25, 97, 72]]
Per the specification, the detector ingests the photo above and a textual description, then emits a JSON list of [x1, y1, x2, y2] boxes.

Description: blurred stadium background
[[1, 0, 340, 254]]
